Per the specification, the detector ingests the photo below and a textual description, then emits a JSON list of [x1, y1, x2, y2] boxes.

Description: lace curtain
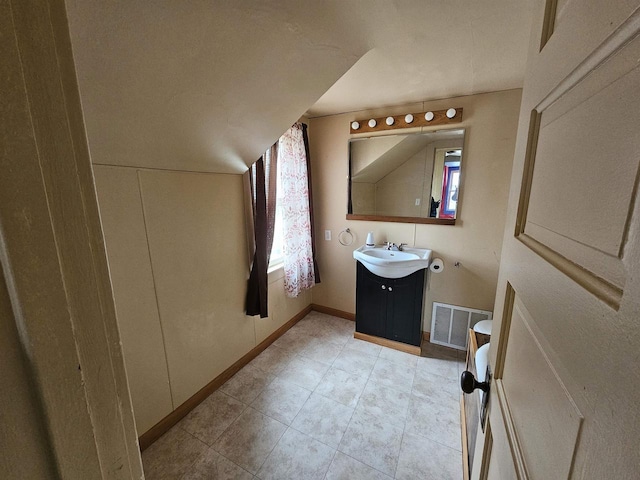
[[278, 124, 318, 297]]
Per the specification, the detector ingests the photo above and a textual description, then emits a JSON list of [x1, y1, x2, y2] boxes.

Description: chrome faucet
[[386, 242, 408, 251]]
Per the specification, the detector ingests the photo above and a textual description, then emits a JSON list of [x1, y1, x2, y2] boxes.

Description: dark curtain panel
[[245, 144, 278, 317], [302, 124, 321, 284]]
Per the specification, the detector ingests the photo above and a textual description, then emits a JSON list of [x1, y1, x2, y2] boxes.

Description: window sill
[[268, 262, 284, 282]]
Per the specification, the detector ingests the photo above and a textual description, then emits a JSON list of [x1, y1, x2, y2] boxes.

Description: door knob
[[382, 285, 386, 289], [460, 370, 490, 394]]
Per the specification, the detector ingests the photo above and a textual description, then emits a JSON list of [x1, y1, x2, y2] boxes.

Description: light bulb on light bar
[[368, 119, 377, 128], [405, 114, 414, 123], [446, 108, 456, 118], [351, 121, 360, 130], [425, 111, 434, 121], [386, 117, 394, 126]]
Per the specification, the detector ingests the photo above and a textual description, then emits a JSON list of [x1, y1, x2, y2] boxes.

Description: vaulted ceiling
[[65, 1, 533, 174]]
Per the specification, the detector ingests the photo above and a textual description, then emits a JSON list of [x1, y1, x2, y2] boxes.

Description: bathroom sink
[[353, 245, 432, 278]]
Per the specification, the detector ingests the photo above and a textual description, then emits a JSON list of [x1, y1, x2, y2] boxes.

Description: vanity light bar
[[349, 107, 463, 133]]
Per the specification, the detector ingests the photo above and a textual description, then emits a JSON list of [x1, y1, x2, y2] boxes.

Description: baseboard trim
[[138, 304, 312, 451], [354, 331, 422, 356], [311, 303, 355, 321]]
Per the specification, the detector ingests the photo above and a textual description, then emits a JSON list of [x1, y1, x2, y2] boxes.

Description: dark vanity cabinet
[[355, 261, 426, 347]]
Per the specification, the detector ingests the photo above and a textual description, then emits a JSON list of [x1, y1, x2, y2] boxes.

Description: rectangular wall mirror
[[347, 128, 464, 224]]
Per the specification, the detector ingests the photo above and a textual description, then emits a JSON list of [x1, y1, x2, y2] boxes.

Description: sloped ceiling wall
[[65, 1, 533, 174], [65, 1, 369, 173], [309, 1, 534, 117]]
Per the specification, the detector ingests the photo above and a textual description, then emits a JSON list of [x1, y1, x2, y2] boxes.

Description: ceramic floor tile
[[142, 427, 207, 480], [143, 313, 466, 480], [250, 377, 311, 425], [338, 410, 403, 477], [256, 427, 335, 480], [220, 364, 274, 404], [326, 315, 356, 330], [395, 432, 462, 480], [181, 447, 254, 480], [307, 311, 340, 324], [290, 326, 317, 342], [421, 341, 461, 359], [273, 330, 314, 355], [291, 392, 354, 448], [312, 326, 351, 347], [416, 354, 461, 381], [369, 358, 415, 393], [412, 368, 460, 405], [324, 452, 392, 480], [332, 348, 377, 378], [330, 319, 356, 332], [314, 366, 368, 408], [355, 380, 410, 427], [300, 310, 325, 321], [313, 316, 354, 338], [212, 407, 286, 474], [249, 344, 296, 375], [335, 326, 358, 341], [343, 337, 382, 357], [335, 329, 356, 342], [299, 339, 344, 365], [288, 319, 319, 336], [404, 393, 462, 451], [276, 355, 329, 390], [379, 346, 419, 369], [178, 390, 246, 446]]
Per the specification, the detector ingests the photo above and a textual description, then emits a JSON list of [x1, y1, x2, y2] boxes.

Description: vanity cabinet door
[[355, 261, 388, 338], [387, 270, 425, 347], [356, 262, 425, 347]]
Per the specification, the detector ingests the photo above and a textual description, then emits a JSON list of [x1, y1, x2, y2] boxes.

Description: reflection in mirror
[[348, 129, 464, 221]]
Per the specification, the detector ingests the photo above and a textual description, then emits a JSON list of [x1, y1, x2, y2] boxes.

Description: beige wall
[[93, 165, 311, 434], [309, 89, 522, 330], [351, 182, 376, 215], [375, 146, 430, 217], [351, 135, 407, 175]]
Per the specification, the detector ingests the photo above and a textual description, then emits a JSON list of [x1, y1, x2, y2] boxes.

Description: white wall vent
[[430, 302, 492, 350]]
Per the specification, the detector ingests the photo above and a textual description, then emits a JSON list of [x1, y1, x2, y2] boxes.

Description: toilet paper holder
[[429, 258, 444, 273]]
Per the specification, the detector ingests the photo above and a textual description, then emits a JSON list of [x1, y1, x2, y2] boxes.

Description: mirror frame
[[346, 128, 464, 225], [345, 213, 456, 225]]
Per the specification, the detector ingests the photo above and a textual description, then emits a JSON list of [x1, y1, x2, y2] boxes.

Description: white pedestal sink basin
[[353, 245, 432, 278]]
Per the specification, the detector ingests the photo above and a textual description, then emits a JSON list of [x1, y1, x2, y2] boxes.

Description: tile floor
[[142, 311, 465, 479]]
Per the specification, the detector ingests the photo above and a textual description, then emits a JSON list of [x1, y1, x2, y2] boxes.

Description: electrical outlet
[[324, 230, 331, 241], [415, 198, 421, 206]]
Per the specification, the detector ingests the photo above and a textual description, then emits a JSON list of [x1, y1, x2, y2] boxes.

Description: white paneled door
[[473, 1, 640, 479]]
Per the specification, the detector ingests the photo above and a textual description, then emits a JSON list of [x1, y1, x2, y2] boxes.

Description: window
[[269, 165, 284, 269], [262, 123, 317, 297]]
